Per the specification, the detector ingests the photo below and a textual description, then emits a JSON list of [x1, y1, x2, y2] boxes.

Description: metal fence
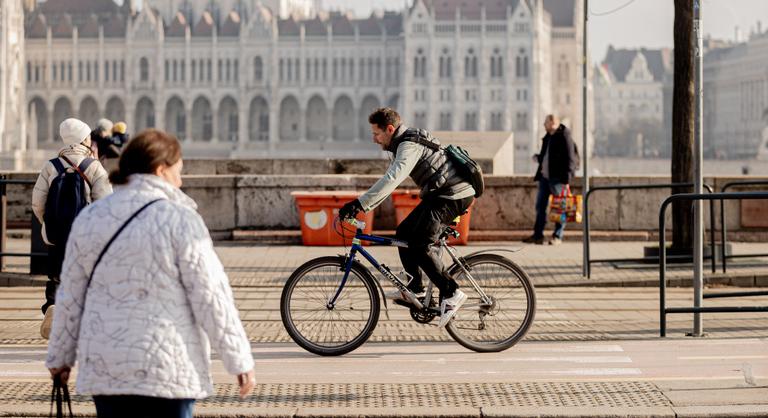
[[658, 191, 768, 337], [583, 182, 715, 278], [719, 180, 768, 273]]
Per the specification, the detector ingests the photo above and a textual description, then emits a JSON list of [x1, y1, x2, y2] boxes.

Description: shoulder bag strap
[[86, 199, 163, 292], [59, 155, 93, 189]]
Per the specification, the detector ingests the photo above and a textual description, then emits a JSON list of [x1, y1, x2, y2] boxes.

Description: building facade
[[593, 46, 670, 157], [23, 0, 583, 172], [703, 31, 768, 159], [1, 0, 26, 154]]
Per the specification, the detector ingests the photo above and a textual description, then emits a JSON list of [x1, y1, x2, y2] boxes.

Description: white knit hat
[[59, 118, 91, 145]]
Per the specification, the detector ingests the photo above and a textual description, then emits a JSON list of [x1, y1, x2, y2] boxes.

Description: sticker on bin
[[304, 210, 328, 230]]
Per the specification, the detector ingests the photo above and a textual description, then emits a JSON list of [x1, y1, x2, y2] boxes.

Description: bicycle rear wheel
[[281, 256, 380, 356], [446, 253, 536, 352]]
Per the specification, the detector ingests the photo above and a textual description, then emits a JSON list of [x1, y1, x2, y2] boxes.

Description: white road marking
[[501, 356, 632, 363], [544, 368, 643, 376], [678, 355, 768, 360]]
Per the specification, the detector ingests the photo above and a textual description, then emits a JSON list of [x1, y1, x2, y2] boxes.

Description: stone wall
[[5, 173, 767, 235]]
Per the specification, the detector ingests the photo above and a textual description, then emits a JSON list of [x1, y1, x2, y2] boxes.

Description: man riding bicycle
[[338, 107, 475, 328]]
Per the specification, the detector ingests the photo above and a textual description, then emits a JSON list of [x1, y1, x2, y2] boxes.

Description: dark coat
[[534, 124, 578, 184]]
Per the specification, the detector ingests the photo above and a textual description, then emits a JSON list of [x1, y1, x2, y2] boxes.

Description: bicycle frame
[[327, 218, 493, 311]]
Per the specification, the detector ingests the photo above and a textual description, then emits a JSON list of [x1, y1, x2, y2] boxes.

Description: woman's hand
[[49, 366, 71, 384], [236, 368, 256, 398]]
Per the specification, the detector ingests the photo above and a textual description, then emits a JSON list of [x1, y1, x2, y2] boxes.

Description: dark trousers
[[533, 178, 566, 239], [93, 395, 195, 418], [395, 195, 474, 299], [42, 243, 65, 314]]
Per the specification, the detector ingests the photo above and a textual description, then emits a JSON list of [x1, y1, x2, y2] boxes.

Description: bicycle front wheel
[[280, 256, 380, 356], [446, 253, 536, 352]]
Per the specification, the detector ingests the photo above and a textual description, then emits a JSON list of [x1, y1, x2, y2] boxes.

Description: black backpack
[[43, 156, 95, 246], [402, 132, 485, 198]]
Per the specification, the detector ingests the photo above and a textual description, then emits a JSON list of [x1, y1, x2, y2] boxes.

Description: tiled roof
[[602, 46, 671, 82], [356, 15, 382, 36], [381, 11, 403, 35], [52, 14, 74, 38], [220, 11, 241, 37], [278, 17, 300, 36], [78, 13, 100, 38], [39, 0, 118, 15], [330, 12, 355, 36], [304, 15, 327, 37], [103, 13, 126, 38], [27, 13, 48, 38], [543, 0, 575, 27], [192, 11, 214, 37], [167, 12, 188, 37], [427, 0, 521, 21]]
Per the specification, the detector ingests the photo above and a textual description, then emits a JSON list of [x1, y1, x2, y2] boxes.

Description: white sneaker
[[385, 289, 425, 304], [40, 305, 54, 340], [437, 290, 467, 329]]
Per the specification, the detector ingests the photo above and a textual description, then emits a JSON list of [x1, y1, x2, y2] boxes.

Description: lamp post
[[692, 0, 704, 336], [581, 0, 590, 277]]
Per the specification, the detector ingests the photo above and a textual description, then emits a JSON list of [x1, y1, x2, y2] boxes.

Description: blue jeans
[[93, 395, 195, 418], [533, 178, 566, 239]]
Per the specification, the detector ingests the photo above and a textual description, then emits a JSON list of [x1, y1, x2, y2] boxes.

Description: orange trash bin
[[291, 191, 375, 246], [391, 190, 473, 245]]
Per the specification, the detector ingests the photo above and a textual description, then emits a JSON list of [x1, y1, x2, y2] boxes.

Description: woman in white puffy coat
[[45, 129, 255, 417]]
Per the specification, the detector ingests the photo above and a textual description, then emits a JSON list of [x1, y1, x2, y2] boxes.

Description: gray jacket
[[358, 126, 474, 212]]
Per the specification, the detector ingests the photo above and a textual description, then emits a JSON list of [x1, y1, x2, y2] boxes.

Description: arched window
[[140, 57, 150, 82], [491, 48, 503, 78], [465, 48, 478, 78], [439, 48, 452, 79], [414, 48, 426, 79], [253, 57, 264, 81]]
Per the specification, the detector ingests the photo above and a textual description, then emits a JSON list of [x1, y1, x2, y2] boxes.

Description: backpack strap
[[50, 158, 66, 175], [59, 155, 93, 189], [400, 129, 442, 152]]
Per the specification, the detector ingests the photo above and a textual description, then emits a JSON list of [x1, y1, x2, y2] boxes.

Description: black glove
[[338, 199, 363, 220]]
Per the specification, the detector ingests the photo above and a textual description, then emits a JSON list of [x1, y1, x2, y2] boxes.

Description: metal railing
[[659, 192, 768, 337], [719, 180, 768, 273], [0, 177, 44, 271], [584, 182, 715, 278]]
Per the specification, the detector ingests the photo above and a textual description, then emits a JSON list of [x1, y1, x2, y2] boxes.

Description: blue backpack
[[43, 156, 95, 246]]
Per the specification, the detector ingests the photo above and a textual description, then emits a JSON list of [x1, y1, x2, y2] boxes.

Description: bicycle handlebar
[[345, 217, 366, 230]]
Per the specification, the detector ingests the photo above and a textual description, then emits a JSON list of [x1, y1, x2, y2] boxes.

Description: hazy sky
[[321, 0, 768, 63]]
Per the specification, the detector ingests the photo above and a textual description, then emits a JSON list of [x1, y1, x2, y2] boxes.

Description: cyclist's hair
[[110, 129, 181, 185], [368, 107, 401, 130]]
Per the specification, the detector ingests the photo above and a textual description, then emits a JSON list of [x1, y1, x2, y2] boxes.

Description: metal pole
[[0, 177, 6, 272], [692, 0, 704, 336], [581, 0, 590, 278]]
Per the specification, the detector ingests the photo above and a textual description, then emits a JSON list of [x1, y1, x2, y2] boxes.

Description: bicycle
[[280, 217, 536, 356]]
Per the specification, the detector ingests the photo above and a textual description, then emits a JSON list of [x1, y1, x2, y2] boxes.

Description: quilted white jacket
[[45, 174, 254, 399]]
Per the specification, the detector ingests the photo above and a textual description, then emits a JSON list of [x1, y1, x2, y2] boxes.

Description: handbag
[[548, 184, 583, 223], [49, 375, 73, 418]]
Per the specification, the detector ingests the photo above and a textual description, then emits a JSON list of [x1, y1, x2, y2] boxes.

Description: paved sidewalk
[[3, 238, 767, 287], [0, 239, 766, 416]]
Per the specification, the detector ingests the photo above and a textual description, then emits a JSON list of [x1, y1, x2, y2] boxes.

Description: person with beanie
[[90, 118, 114, 161], [32, 118, 113, 339], [108, 121, 129, 158]]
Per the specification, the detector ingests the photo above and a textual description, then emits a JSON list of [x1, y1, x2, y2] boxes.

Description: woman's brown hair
[[109, 129, 182, 185]]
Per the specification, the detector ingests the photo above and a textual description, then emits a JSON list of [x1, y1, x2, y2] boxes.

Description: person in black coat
[[523, 114, 578, 245]]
